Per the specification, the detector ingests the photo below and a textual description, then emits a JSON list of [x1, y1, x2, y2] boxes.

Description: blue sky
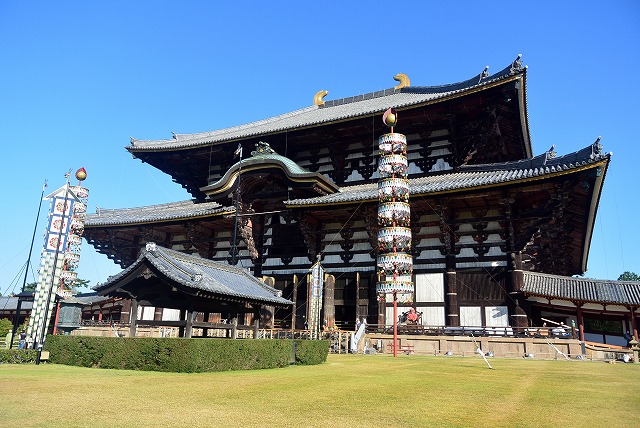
[[1, 1, 639, 294]]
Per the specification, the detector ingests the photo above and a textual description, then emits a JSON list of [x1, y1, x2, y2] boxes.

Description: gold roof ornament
[[313, 90, 329, 106], [393, 73, 410, 90]]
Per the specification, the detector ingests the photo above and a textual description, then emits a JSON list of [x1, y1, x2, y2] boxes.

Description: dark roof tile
[[522, 271, 640, 305], [94, 243, 292, 307]]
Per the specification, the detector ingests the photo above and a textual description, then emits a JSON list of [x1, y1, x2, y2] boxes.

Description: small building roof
[[522, 271, 640, 306], [0, 296, 33, 311], [62, 292, 111, 306], [128, 58, 526, 152], [94, 243, 292, 308]]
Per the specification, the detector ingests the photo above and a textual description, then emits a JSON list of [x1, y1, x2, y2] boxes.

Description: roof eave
[[517, 71, 533, 159], [580, 159, 610, 273], [127, 75, 525, 154], [286, 159, 608, 208]]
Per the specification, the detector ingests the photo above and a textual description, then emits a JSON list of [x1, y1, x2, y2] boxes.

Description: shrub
[[294, 340, 330, 365], [44, 336, 328, 372], [0, 349, 38, 364], [0, 318, 13, 337]]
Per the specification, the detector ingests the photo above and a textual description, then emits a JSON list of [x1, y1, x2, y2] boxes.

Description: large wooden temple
[[84, 55, 639, 345]]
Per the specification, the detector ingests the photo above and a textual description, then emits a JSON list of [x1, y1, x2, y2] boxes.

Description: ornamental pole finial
[[383, 108, 398, 133], [75, 167, 87, 183]]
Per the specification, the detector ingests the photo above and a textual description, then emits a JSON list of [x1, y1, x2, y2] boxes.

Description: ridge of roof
[[128, 57, 526, 151]]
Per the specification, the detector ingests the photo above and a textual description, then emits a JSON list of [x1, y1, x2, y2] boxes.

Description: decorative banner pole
[[376, 108, 414, 357], [28, 168, 88, 356]]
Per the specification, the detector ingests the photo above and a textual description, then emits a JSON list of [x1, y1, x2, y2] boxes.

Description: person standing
[[18, 330, 27, 350]]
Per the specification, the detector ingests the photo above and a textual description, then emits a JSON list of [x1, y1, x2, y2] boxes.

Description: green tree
[[24, 279, 90, 295], [0, 318, 13, 337], [618, 271, 639, 281]]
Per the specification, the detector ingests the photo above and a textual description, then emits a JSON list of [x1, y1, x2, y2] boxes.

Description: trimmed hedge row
[[44, 335, 329, 372], [294, 339, 330, 365], [0, 349, 38, 364]]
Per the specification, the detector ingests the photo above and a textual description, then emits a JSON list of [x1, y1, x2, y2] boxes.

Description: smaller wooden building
[[521, 272, 640, 346], [93, 242, 292, 338]]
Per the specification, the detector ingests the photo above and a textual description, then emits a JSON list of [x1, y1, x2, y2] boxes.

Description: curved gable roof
[[128, 57, 528, 153], [201, 149, 339, 199]]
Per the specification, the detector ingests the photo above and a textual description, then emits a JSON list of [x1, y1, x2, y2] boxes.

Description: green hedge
[[44, 336, 329, 372], [0, 349, 38, 364], [293, 339, 330, 365]]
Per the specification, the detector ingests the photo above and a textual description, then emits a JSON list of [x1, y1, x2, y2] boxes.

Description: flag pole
[[10, 180, 48, 349]]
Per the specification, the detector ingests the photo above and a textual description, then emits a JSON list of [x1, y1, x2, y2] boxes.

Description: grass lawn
[[1, 354, 638, 427]]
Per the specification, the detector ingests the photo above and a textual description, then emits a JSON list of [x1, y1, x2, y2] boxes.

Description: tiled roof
[[94, 243, 292, 307], [0, 296, 33, 311], [286, 141, 610, 206], [62, 292, 111, 305], [84, 142, 610, 223], [129, 59, 525, 151], [85, 200, 232, 227], [522, 271, 640, 306]]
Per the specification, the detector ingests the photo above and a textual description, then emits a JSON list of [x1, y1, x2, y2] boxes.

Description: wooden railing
[[364, 324, 577, 339]]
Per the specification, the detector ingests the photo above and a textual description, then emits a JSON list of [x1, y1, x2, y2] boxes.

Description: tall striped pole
[[376, 109, 414, 357]]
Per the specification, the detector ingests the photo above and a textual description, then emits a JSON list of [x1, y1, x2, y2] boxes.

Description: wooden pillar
[[98, 305, 103, 322], [509, 252, 528, 330], [184, 310, 194, 338], [261, 276, 276, 328], [253, 305, 261, 339], [445, 255, 459, 327], [231, 317, 238, 339], [178, 309, 185, 337], [291, 274, 298, 331], [120, 299, 131, 323], [129, 299, 138, 338], [576, 303, 585, 342], [323, 274, 335, 329], [377, 294, 385, 327], [630, 307, 638, 341], [202, 312, 210, 338]]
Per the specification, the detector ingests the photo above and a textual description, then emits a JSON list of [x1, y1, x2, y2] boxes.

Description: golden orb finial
[[75, 167, 87, 181], [383, 108, 398, 128]]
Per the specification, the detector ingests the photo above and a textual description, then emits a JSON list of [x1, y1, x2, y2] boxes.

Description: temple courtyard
[[1, 354, 637, 427]]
